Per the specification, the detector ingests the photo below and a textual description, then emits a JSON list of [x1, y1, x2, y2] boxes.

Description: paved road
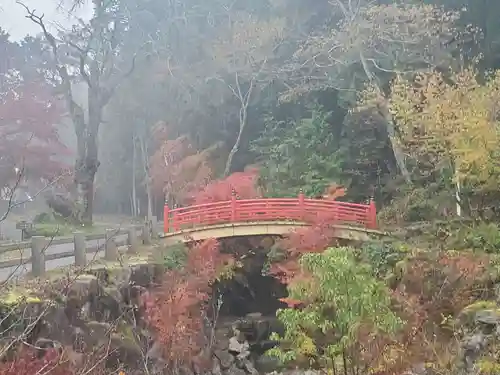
[[0, 232, 129, 281]]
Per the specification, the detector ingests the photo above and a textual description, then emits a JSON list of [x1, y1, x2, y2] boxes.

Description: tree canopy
[[2, 0, 500, 221]]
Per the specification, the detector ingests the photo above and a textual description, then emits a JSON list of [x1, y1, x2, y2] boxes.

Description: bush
[[463, 222, 500, 253], [358, 240, 409, 278], [161, 243, 189, 270], [267, 246, 403, 371]]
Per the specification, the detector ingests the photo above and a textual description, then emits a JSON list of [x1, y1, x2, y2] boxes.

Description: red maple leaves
[[149, 124, 213, 205], [190, 167, 261, 204], [149, 120, 262, 206], [0, 348, 70, 375], [0, 82, 69, 186], [142, 238, 231, 368], [268, 210, 341, 286]]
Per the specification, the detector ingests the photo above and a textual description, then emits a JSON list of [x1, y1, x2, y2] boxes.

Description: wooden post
[[31, 236, 46, 277], [151, 215, 158, 238], [142, 222, 151, 245], [368, 198, 377, 229], [105, 229, 118, 261], [74, 232, 86, 267], [127, 226, 139, 253], [230, 189, 237, 222], [298, 189, 305, 221], [164, 203, 170, 233]]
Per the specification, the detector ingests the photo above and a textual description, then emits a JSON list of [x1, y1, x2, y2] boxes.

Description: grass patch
[[29, 222, 105, 238]]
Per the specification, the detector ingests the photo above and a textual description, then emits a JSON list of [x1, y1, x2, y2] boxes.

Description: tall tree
[[284, 0, 464, 184], [252, 105, 344, 197], [19, 0, 137, 223], [0, 83, 68, 190], [388, 68, 500, 216], [203, 12, 285, 175]]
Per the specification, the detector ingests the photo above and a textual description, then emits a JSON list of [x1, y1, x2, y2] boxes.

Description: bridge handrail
[[163, 193, 377, 232]]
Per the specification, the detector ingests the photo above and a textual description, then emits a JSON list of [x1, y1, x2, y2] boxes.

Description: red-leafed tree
[[0, 348, 71, 375], [268, 184, 347, 284], [191, 167, 261, 204], [0, 82, 69, 190], [142, 238, 232, 370], [0, 346, 110, 375], [149, 123, 214, 206]]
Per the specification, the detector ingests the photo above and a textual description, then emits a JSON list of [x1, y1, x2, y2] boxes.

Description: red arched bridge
[[162, 192, 382, 244]]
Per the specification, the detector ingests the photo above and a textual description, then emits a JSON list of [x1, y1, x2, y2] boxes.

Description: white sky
[[0, 0, 92, 41]]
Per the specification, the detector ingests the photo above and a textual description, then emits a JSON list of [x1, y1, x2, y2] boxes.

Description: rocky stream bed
[[0, 243, 291, 374]]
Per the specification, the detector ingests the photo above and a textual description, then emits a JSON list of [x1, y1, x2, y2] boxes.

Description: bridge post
[[367, 198, 377, 229], [173, 204, 179, 231], [164, 203, 170, 233], [231, 189, 237, 222], [298, 189, 305, 221]]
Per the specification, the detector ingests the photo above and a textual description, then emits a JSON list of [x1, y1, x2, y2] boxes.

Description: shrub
[[142, 238, 231, 371], [267, 247, 403, 372]]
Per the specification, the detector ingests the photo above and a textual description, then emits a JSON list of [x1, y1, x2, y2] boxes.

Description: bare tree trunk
[[359, 51, 412, 184], [224, 108, 248, 177], [74, 115, 99, 223], [74, 87, 101, 224], [223, 73, 254, 177], [21, 2, 138, 224], [132, 135, 138, 216], [139, 135, 153, 220], [453, 163, 462, 216]]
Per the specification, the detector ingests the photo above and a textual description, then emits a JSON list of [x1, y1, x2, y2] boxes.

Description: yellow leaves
[[210, 13, 285, 71], [296, 331, 317, 357], [388, 67, 500, 183], [477, 359, 500, 375], [368, 342, 405, 374]]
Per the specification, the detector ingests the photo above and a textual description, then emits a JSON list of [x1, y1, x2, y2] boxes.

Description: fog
[[1, 2, 500, 373], [0, 0, 91, 40], [0, 0, 499, 225]]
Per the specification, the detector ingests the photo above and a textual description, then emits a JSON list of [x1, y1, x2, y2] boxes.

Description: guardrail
[[0, 223, 154, 277], [164, 192, 377, 232]]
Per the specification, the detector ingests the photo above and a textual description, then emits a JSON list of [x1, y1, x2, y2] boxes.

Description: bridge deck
[[161, 220, 386, 244], [163, 195, 377, 237]]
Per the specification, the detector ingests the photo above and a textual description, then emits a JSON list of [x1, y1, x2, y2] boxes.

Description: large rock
[[229, 336, 250, 357], [456, 301, 500, 374], [0, 255, 165, 372], [214, 349, 235, 369], [475, 309, 500, 328]]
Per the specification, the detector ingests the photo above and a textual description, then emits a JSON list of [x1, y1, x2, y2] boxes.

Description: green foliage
[[27, 222, 100, 238], [262, 243, 287, 276], [161, 243, 189, 270], [267, 247, 403, 368], [463, 223, 500, 253], [477, 359, 500, 375], [358, 241, 410, 279], [33, 212, 55, 224], [252, 105, 345, 197]]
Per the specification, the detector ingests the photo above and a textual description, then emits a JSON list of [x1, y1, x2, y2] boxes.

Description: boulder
[[214, 349, 235, 369], [229, 336, 250, 357]]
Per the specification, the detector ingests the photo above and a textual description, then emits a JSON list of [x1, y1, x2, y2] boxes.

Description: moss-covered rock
[[0, 245, 165, 369]]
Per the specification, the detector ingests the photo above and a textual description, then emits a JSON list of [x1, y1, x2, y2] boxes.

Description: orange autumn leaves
[[150, 122, 263, 206], [269, 183, 347, 302], [149, 125, 213, 205], [141, 238, 232, 368]]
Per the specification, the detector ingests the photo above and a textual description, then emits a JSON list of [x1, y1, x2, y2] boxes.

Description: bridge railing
[[163, 192, 377, 233]]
